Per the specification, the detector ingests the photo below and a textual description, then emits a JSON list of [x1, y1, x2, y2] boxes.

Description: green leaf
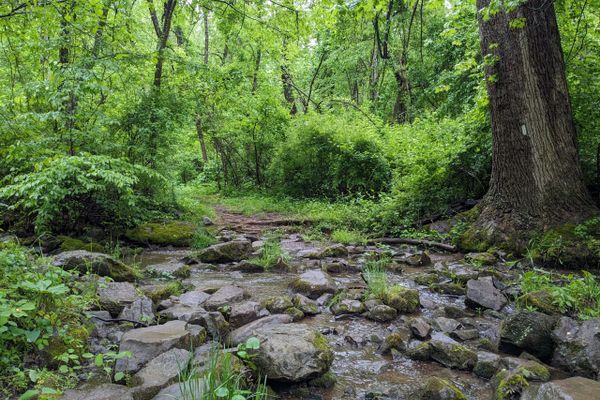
[[59, 365, 69, 374], [245, 337, 260, 350], [24, 329, 40, 343], [18, 390, 39, 400], [95, 354, 104, 367], [215, 387, 229, 397], [114, 372, 125, 382]]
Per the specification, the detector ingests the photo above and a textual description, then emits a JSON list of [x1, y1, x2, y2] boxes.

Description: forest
[[0, 0, 599, 399]]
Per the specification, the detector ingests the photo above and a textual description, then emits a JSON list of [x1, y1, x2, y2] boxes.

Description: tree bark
[[148, 0, 177, 89], [472, 0, 597, 247]]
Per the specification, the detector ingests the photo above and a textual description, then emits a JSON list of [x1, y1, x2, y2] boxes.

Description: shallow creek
[[136, 237, 495, 400]]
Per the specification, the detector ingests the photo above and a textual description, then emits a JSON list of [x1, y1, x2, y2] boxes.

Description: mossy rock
[[517, 291, 560, 315], [141, 282, 183, 303], [380, 329, 411, 354], [285, 307, 305, 321], [262, 295, 294, 313], [413, 376, 467, 400], [125, 221, 196, 247], [406, 341, 433, 361], [383, 286, 420, 313], [308, 371, 337, 389], [526, 223, 599, 268], [493, 369, 530, 400], [52, 250, 139, 282], [58, 236, 105, 253], [311, 331, 334, 368]]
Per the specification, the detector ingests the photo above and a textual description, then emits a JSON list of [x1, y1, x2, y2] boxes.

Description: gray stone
[[474, 351, 501, 379], [187, 240, 252, 263], [178, 290, 210, 307], [130, 348, 191, 400], [263, 295, 294, 313], [366, 304, 397, 322], [289, 270, 336, 299], [429, 340, 477, 370], [229, 301, 269, 328], [465, 277, 507, 311], [115, 320, 192, 373], [226, 314, 293, 346], [119, 296, 155, 324], [551, 316, 600, 379], [248, 323, 333, 382], [292, 294, 320, 315], [433, 317, 461, 333], [53, 250, 137, 281], [97, 281, 139, 316], [330, 299, 365, 315], [410, 317, 433, 339], [203, 285, 246, 311], [412, 377, 466, 400], [500, 311, 558, 361], [146, 262, 190, 278], [521, 377, 600, 400], [62, 384, 133, 400]]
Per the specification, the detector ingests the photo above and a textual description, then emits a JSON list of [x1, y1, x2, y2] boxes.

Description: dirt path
[[213, 205, 309, 236]]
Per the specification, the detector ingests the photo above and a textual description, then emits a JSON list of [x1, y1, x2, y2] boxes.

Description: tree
[[470, 0, 598, 248]]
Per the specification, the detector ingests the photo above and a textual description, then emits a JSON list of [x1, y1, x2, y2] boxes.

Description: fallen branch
[[368, 237, 457, 252], [89, 314, 149, 328]]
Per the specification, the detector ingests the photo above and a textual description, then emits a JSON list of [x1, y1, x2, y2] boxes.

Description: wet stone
[[410, 317, 433, 339]]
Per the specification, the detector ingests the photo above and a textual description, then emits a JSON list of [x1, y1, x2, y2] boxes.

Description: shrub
[[0, 154, 169, 234], [270, 113, 391, 198]]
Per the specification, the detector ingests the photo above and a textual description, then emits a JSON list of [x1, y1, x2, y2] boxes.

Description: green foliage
[[519, 269, 600, 319], [330, 229, 367, 245], [0, 154, 169, 234], [362, 259, 390, 299], [0, 244, 95, 398], [270, 113, 391, 198], [249, 235, 290, 271]]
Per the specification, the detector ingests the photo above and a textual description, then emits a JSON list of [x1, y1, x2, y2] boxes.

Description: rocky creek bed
[[53, 214, 599, 400]]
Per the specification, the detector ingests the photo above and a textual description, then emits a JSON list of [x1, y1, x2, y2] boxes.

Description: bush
[[270, 113, 391, 198], [0, 244, 94, 398], [0, 154, 170, 234]]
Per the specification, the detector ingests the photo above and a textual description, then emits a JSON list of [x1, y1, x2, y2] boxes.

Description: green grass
[[519, 268, 600, 319], [362, 261, 389, 299], [249, 235, 290, 270], [330, 229, 367, 245], [191, 228, 217, 250]]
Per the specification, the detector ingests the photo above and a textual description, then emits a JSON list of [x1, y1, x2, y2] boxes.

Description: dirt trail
[[213, 205, 308, 236]]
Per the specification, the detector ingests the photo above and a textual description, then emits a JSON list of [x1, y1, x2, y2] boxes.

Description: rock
[[551, 317, 600, 379], [500, 311, 558, 361], [308, 371, 337, 389], [178, 290, 210, 307], [407, 341, 433, 361], [412, 377, 467, 400], [151, 382, 186, 400], [430, 282, 466, 296], [383, 286, 420, 313], [248, 323, 334, 382], [444, 306, 471, 319], [130, 348, 191, 400], [292, 294, 320, 315], [492, 369, 530, 399], [465, 252, 497, 266], [414, 273, 440, 286], [330, 299, 365, 315], [226, 314, 293, 346], [429, 340, 477, 370], [410, 317, 433, 339], [146, 262, 190, 279], [159, 304, 206, 324], [501, 357, 551, 381], [433, 317, 461, 333], [316, 293, 334, 306], [518, 290, 560, 315], [289, 270, 336, 299], [202, 216, 214, 226], [231, 260, 264, 273], [58, 236, 105, 253], [366, 304, 397, 322], [229, 301, 269, 328], [193, 311, 229, 338], [474, 351, 501, 379], [397, 251, 431, 267], [450, 329, 479, 341], [521, 376, 600, 400], [141, 282, 182, 303], [465, 277, 507, 311], [53, 250, 137, 282], [97, 281, 139, 316], [322, 260, 359, 274], [115, 320, 193, 373], [285, 306, 305, 321], [125, 221, 196, 246], [319, 244, 349, 258], [203, 286, 246, 311], [379, 329, 411, 354], [119, 296, 155, 324], [187, 240, 252, 263], [62, 384, 133, 400], [263, 295, 294, 313]]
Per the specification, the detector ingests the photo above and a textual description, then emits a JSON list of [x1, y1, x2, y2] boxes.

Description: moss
[[58, 236, 105, 253], [382, 331, 409, 353], [517, 362, 550, 382], [478, 338, 498, 352], [262, 296, 293, 313], [141, 282, 183, 303], [419, 377, 467, 400], [414, 273, 439, 286], [312, 331, 334, 368], [284, 306, 304, 321], [406, 341, 432, 361], [494, 369, 529, 400], [308, 371, 337, 389], [125, 221, 196, 246], [517, 291, 560, 315], [383, 285, 420, 313]]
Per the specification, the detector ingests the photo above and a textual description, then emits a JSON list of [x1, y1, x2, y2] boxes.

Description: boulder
[[465, 252, 497, 266], [225, 314, 293, 347], [518, 290, 560, 315], [500, 311, 558, 361], [53, 250, 137, 281], [292, 294, 320, 315], [429, 339, 477, 370], [115, 320, 193, 373], [289, 270, 336, 299], [285, 307, 305, 321], [130, 348, 191, 400], [379, 329, 411, 354], [474, 351, 501, 379], [203, 286, 246, 311], [187, 240, 252, 263], [231, 260, 264, 273], [125, 221, 196, 247], [330, 299, 365, 315], [319, 244, 349, 258], [229, 301, 269, 328], [141, 282, 182, 304], [465, 277, 507, 311], [119, 296, 155, 324], [366, 304, 397, 322], [178, 290, 210, 307], [551, 317, 600, 379], [62, 384, 133, 400], [412, 377, 467, 400], [97, 281, 139, 316], [263, 295, 294, 313], [248, 323, 333, 382], [159, 304, 206, 324], [58, 236, 105, 253], [521, 376, 600, 400], [410, 317, 433, 339], [433, 317, 461, 333], [383, 286, 420, 313]]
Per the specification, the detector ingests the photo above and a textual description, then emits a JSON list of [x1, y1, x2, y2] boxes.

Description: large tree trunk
[[472, 0, 597, 247]]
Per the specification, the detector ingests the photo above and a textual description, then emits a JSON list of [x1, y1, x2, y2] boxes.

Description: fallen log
[[368, 237, 457, 252]]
